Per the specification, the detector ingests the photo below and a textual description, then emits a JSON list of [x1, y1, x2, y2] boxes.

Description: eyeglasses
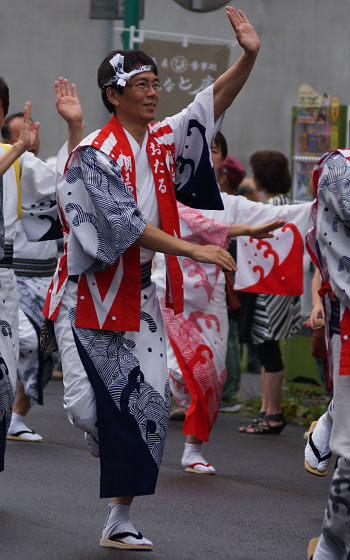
[[126, 81, 163, 92]]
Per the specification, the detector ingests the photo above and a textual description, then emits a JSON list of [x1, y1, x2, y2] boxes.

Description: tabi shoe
[[84, 432, 100, 457], [181, 443, 216, 475], [101, 504, 152, 551], [305, 420, 331, 477], [307, 537, 320, 560], [7, 423, 43, 442]]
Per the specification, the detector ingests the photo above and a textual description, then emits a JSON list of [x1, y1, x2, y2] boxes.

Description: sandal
[[184, 462, 216, 475], [240, 413, 286, 435], [307, 537, 320, 560], [304, 420, 332, 477], [238, 411, 266, 433], [100, 532, 153, 550]]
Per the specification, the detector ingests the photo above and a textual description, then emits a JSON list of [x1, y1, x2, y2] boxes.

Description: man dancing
[[43, 6, 260, 551]]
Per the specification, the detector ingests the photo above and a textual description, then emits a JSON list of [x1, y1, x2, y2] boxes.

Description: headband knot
[[103, 53, 153, 87]]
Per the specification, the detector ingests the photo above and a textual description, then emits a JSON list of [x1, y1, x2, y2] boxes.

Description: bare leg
[[13, 380, 31, 416], [260, 366, 267, 412], [186, 435, 202, 444], [113, 497, 133, 505], [264, 369, 284, 425]]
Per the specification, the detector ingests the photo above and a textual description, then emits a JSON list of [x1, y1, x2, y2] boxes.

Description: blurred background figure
[[215, 149, 246, 413], [237, 176, 260, 202], [2, 112, 55, 442], [217, 154, 246, 195], [239, 150, 301, 435], [2, 112, 40, 156]]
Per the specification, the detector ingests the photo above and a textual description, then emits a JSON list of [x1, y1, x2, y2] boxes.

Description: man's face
[[109, 71, 161, 126], [0, 100, 5, 128], [6, 116, 40, 156], [211, 140, 224, 174]]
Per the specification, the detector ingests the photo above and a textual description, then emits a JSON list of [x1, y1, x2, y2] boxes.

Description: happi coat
[[0, 144, 63, 471], [43, 85, 224, 497], [306, 150, 350, 386]]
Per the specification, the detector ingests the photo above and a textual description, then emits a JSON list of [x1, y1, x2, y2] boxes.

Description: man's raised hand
[[15, 101, 40, 154], [55, 77, 83, 126], [226, 6, 260, 55]]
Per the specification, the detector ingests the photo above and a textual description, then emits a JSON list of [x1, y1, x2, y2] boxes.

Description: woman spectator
[[239, 151, 301, 435]]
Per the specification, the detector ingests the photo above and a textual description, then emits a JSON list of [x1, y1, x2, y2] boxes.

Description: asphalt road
[[0, 379, 330, 560]]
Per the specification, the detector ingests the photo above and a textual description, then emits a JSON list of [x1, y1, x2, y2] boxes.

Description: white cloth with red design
[[235, 196, 312, 295], [153, 201, 230, 442], [154, 193, 313, 443]]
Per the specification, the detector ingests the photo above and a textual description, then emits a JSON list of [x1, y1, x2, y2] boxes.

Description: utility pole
[[123, 0, 140, 49]]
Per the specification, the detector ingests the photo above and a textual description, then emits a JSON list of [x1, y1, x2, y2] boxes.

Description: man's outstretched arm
[[213, 7, 260, 121]]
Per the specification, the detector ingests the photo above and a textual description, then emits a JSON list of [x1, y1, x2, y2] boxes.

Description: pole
[[123, 0, 140, 49]]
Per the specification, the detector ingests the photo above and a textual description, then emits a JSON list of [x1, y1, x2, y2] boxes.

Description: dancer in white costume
[[43, 6, 261, 552], [1, 79, 83, 442]]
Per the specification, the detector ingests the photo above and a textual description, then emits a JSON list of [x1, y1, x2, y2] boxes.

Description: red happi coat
[[43, 115, 183, 331]]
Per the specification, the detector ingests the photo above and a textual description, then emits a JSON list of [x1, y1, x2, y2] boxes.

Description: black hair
[[250, 150, 291, 195], [213, 130, 228, 160], [0, 76, 9, 118], [97, 49, 158, 113], [1, 111, 25, 141]]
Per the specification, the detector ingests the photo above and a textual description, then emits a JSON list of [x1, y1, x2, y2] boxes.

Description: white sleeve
[[19, 150, 63, 241], [164, 85, 223, 161], [155, 85, 224, 210], [223, 193, 313, 230]]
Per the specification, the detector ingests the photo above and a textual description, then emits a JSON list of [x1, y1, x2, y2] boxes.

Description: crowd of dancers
[[0, 6, 349, 559]]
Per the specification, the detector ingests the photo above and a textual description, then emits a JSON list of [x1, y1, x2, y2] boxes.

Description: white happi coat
[[0, 144, 65, 432]]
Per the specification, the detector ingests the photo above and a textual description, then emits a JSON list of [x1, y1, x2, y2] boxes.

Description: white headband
[[103, 53, 153, 87]]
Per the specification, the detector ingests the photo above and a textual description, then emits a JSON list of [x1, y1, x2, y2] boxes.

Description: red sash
[[75, 115, 183, 331]]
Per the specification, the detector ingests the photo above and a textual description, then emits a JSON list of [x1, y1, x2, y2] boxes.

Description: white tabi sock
[[305, 412, 332, 472], [84, 432, 99, 457], [313, 534, 343, 560], [181, 442, 216, 473], [327, 399, 334, 422], [8, 413, 42, 441], [101, 503, 152, 546]]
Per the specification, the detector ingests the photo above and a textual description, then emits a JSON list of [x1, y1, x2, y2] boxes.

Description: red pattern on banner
[[241, 223, 304, 295]]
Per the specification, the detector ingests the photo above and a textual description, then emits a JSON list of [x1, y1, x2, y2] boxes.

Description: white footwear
[[305, 419, 332, 476], [101, 503, 153, 551], [84, 432, 100, 457], [7, 414, 43, 442], [220, 403, 241, 413], [181, 442, 216, 475]]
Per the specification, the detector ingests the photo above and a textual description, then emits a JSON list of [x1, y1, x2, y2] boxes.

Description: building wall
[[2, 0, 350, 168]]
